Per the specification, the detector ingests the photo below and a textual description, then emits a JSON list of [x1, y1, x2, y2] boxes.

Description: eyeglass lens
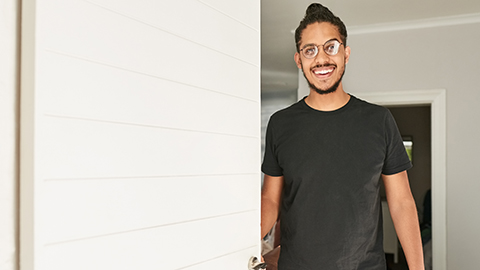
[[302, 40, 342, 58]]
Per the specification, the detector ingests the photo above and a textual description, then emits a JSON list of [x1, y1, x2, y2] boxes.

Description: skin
[[383, 171, 425, 270], [261, 21, 425, 269]]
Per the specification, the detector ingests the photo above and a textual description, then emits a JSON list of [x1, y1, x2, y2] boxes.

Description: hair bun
[[305, 3, 328, 16]]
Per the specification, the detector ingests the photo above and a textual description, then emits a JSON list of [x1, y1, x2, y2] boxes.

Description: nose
[[313, 48, 331, 65]]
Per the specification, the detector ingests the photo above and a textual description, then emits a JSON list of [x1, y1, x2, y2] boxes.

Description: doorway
[[383, 105, 432, 269], [357, 89, 446, 270]]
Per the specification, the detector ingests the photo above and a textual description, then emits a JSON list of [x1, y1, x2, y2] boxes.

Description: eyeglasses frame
[[299, 39, 344, 59]]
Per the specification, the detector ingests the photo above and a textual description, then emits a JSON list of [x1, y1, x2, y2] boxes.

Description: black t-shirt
[[262, 95, 412, 270]]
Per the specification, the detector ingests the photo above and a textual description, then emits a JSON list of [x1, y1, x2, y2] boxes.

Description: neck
[[305, 85, 350, 111]]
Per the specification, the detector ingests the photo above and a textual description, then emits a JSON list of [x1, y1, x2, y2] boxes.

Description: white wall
[[344, 21, 480, 270], [20, 0, 261, 269], [0, 0, 19, 269]]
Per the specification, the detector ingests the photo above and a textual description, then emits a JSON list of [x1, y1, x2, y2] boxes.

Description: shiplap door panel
[[21, 0, 261, 269], [40, 0, 259, 101], [41, 53, 259, 138], [40, 117, 258, 178], [43, 212, 258, 269], [43, 175, 259, 243]]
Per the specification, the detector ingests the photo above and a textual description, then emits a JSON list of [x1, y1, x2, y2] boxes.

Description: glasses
[[300, 39, 343, 58]]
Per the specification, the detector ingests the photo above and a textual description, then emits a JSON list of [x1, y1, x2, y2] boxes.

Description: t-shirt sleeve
[[382, 110, 413, 175], [261, 116, 283, 176]]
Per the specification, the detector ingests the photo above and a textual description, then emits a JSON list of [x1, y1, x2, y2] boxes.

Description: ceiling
[[261, 0, 480, 93]]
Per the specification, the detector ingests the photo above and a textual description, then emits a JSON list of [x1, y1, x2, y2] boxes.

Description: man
[[261, 3, 424, 269]]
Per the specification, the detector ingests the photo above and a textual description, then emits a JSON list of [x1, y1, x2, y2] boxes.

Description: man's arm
[[383, 171, 424, 270], [261, 174, 284, 239]]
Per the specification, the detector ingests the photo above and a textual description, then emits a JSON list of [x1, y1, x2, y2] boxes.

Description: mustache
[[312, 63, 336, 69]]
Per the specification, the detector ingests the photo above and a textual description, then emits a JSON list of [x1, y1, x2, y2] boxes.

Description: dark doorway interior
[[384, 105, 432, 270]]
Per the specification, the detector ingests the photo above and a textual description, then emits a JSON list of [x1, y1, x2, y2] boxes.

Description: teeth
[[314, 69, 333, 75]]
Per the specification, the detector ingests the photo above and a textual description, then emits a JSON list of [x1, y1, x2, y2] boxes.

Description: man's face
[[294, 22, 350, 95]]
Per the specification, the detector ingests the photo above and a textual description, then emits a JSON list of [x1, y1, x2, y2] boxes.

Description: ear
[[344, 46, 351, 64], [294, 52, 302, 69]]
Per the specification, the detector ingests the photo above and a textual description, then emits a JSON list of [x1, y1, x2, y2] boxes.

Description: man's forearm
[[261, 198, 280, 239], [389, 198, 425, 270], [261, 175, 284, 239]]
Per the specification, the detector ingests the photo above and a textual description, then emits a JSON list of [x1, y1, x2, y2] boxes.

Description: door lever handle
[[248, 256, 267, 270]]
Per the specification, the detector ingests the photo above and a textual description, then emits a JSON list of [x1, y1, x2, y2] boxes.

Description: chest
[[274, 113, 387, 184]]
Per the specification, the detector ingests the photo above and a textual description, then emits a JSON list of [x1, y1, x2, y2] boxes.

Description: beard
[[301, 64, 346, 95]]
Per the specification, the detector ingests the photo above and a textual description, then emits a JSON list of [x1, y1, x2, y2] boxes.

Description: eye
[[303, 46, 317, 57], [324, 40, 340, 55]]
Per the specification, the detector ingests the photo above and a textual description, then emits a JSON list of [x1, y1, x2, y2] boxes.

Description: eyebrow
[[301, 38, 340, 49]]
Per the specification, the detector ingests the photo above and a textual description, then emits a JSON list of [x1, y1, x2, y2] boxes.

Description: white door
[[20, 0, 261, 269]]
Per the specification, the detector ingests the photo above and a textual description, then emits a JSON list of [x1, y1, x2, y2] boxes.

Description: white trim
[[356, 89, 447, 270], [1, 0, 20, 269], [348, 13, 480, 35], [20, 0, 36, 268]]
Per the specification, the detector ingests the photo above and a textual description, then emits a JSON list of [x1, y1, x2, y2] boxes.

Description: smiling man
[[261, 3, 425, 270]]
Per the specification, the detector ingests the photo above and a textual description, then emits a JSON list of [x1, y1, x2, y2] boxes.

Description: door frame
[[356, 89, 446, 270]]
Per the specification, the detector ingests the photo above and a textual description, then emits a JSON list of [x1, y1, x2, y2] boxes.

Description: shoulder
[[269, 98, 306, 122], [349, 95, 391, 119], [349, 95, 387, 112]]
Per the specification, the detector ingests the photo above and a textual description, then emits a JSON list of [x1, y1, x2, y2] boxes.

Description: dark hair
[[294, 3, 347, 52]]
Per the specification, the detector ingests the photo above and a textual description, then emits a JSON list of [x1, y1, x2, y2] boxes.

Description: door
[[20, 0, 261, 269]]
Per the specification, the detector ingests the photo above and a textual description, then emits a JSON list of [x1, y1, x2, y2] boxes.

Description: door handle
[[248, 256, 267, 270]]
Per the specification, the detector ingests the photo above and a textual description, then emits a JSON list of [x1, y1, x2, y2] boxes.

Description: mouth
[[312, 65, 336, 78]]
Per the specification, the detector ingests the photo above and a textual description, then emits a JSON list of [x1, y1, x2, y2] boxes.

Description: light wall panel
[[89, 0, 260, 64], [39, 0, 259, 101], [198, 0, 260, 29], [41, 52, 259, 137], [39, 117, 259, 178], [21, 0, 260, 269], [0, 0, 19, 269], [42, 212, 258, 270], [43, 175, 259, 243]]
